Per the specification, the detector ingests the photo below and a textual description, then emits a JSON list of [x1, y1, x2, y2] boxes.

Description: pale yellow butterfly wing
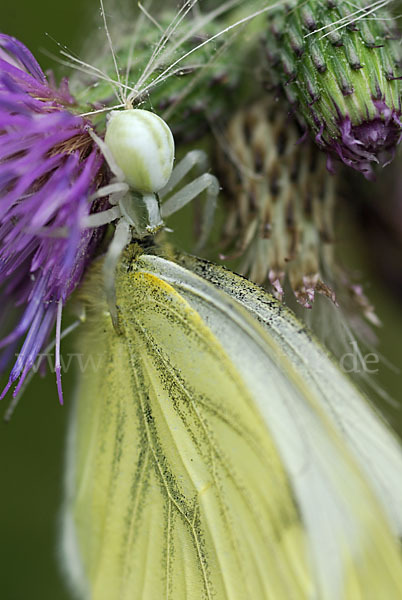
[[62, 249, 402, 600], [177, 254, 402, 536]]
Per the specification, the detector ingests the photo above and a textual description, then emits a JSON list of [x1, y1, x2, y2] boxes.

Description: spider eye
[[105, 109, 175, 193]]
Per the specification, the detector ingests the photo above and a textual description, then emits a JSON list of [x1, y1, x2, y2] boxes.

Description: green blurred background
[[0, 1, 401, 599]]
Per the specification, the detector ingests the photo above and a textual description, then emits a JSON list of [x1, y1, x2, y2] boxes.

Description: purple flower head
[[321, 100, 402, 181], [0, 35, 105, 407]]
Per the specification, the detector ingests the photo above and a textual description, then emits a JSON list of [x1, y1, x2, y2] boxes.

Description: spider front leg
[[159, 150, 209, 197], [159, 150, 220, 249], [82, 205, 122, 228], [102, 218, 132, 330], [88, 128, 126, 182], [88, 128, 129, 206], [89, 182, 130, 204]]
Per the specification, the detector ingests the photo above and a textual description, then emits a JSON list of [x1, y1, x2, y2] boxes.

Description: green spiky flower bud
[[72, 7, 262, 142], [265, 0, 402, 178]]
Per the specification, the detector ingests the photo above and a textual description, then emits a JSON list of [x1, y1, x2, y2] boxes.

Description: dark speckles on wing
[[69, 251, 308, 599]]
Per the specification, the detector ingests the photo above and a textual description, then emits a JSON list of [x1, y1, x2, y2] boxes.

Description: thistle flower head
[[265, 0, 402, 179], [0, 35, 105, 405]]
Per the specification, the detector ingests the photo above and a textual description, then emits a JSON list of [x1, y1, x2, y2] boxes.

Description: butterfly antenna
[[79, 103, 126, 118], [162, 25, 236, 121], [135, 0, 257, 98], [318, 0, 391, 41], [59, 50, 132, 95], [122, 2, 153, 105], [138, 1, 163, 33], [304, 0, 390, 39]]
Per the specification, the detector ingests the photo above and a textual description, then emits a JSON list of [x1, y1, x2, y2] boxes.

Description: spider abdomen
[[105, 109, 175, 193]]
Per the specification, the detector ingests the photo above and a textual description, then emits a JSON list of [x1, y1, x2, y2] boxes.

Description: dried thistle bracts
[[217, 98, 336, 307], [216, 97, 379, 327]]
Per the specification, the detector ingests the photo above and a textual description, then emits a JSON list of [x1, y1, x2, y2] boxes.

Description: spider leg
[[103, 218, 132, 331], [88, 128, 125, 181], [89, 182, 129, 203], [196, 174, 220, 251], [160, 172, 220, 249], [158, 150, 208, 199], [81, 206, 122, 228]]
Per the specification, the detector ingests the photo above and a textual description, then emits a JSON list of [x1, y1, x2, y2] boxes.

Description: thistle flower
[[0, 35, 104, 405], [265, 0, 402, 178]]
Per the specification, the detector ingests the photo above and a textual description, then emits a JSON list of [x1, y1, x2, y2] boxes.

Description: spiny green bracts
[[265, 0, 402, 179], [71, 7, 264, 141]]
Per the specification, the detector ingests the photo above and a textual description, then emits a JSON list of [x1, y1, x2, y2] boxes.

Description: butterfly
[[61, 243, 402, 600]]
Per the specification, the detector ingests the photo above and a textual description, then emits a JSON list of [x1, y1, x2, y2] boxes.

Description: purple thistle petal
[[0, 34, 106, 406], [321, 101, 402, 180], [0, 276, 48, 348], [11, 307, 57, 400], [0, 34, 46, 83]]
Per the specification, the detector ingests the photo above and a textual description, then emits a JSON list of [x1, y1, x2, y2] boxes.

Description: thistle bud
[[75, 8, 259, 142], [265, 0, 402, 178]]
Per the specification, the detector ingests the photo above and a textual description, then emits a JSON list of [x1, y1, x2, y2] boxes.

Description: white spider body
[[105, 109, 175, 193], [85, 109, 220, 327]]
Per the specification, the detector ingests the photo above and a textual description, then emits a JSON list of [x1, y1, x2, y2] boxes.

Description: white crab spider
[[83, 109, 220, 327]]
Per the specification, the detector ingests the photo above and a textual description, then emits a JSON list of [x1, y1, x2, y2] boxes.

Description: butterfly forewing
[[62, 249, 402, 600]]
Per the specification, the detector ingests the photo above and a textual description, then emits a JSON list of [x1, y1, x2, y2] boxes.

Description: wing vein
[[127, 341, 214, 600]]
